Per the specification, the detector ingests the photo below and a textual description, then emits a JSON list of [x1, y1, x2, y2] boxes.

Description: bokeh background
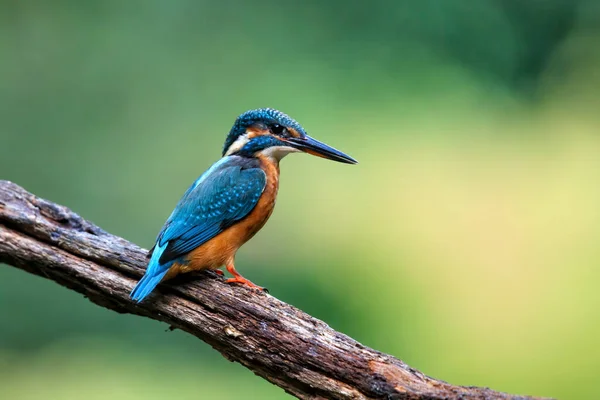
[[1, 1, 599, 399]]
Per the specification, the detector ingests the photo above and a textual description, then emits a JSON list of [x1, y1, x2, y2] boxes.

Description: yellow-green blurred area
[[1, 1, 599, 399]]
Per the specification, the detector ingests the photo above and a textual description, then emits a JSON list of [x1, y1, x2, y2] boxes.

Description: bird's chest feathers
[[241, 156, 279, 235]]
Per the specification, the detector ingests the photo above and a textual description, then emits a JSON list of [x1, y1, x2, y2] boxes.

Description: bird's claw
[[225, 277, 267, 292]]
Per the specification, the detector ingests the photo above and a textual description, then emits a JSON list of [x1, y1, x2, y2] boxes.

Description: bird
[[130, 108, 357, 302]]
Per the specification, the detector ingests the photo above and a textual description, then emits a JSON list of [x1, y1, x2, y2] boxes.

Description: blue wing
[[130, 156, 266, 302], [157, 158, 266, 263]]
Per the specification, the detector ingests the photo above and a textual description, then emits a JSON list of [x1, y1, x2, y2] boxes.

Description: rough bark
[[0, 180, 549, 400]]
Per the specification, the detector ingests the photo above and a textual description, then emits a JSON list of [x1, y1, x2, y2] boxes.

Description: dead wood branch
[[0, 180, 549, 400]]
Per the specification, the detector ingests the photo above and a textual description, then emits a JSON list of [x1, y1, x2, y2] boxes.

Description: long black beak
[[286, 135, 358, 164]]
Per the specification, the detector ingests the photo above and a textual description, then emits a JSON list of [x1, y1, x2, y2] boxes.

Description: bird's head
[[222, 108, 357, 164]]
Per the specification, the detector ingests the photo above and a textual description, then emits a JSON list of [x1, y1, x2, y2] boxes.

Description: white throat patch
[[258, 145, 300, 161]]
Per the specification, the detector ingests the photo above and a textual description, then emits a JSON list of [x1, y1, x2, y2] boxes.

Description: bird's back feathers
[[129, 156, 267, 302]]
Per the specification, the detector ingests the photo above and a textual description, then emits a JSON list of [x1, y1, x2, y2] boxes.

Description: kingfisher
[[130, 108, 357, 302]]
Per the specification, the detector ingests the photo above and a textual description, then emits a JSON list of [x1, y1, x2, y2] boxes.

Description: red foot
[[225, 277, 264, 290], [225, 263, 264, 291], [214, 269, 224, 276]]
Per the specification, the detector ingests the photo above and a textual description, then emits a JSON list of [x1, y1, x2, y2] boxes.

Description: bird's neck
[[256, 153, 281, 176]]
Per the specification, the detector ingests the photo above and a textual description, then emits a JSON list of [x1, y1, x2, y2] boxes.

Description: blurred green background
[[1, 1, 599, 399]]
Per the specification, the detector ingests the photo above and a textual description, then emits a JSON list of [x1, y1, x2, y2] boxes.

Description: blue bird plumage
[[130, 108, 357, 302], [130, 157, 266, 302], [130, 241, 173, 302], [158, 157, 265, 263]]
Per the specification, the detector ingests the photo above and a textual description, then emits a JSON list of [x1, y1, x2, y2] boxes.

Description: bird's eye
[[270, 124, 286, 135]]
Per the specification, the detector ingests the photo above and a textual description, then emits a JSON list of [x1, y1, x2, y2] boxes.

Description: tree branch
[[0, 180, 548, 400]]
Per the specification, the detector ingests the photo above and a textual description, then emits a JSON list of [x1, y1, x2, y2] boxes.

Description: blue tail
[[130, 242, 173, 302]]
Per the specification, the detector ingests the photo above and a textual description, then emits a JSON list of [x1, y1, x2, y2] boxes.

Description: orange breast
[[164, 156, 280, 280]]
